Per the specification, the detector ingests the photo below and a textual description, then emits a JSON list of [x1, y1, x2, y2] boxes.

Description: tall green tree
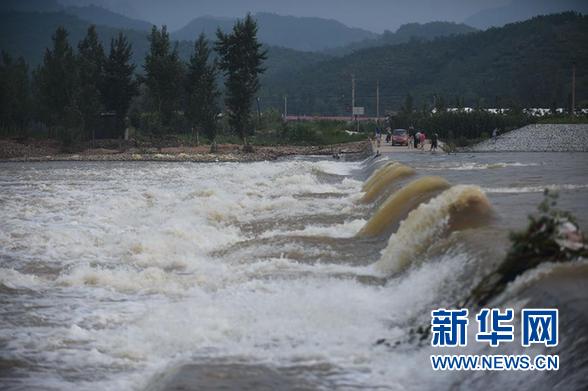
[[102, 32, 137, 133], [216, 14, 267, 147], [185, 33, 219, 145], [0, 52, 31, 135], [77, 25, 106, 140], [34, 26, 81, 133], [402, 93, 414, 114], [144, 26, 184, 128]]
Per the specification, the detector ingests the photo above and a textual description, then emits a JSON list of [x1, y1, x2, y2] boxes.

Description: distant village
[[285, 107, 588, 122]]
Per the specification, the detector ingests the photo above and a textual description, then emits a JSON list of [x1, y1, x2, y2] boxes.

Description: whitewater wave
[[358, 176, 450, 237], [373, 185, 492, 275], [56, 265, 206, 294], [0, 268, 45, 290], [494, 260, 588, 304], [419, 162, 540, 171], [260, 219, 366, 239], [484, 184, 588, 193], [362, 161, 397, 191], [360, 163, 415, 203]]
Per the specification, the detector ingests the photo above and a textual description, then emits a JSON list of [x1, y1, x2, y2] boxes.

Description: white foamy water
[[415, 162, 540, 171], [259, 219, 367, 239], [484, 183, 588, 193], [0, 160, 459, 390], [1, 153, 587, 390], [374, 185, 490, 275]]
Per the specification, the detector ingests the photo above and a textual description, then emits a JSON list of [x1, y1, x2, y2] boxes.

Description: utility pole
[[283, 95, 288, 121], [351, 74, 355, 120], [572, 63, 576, 116], [256, 97, 261, 124], [376, 80, 380, 122]]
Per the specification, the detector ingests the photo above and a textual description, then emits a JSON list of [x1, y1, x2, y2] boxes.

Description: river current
[[1, 152, 587, 390]]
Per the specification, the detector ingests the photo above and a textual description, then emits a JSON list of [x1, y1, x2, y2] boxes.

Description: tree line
[[0, 14, 266, 147], [261, 12, 587, 116]]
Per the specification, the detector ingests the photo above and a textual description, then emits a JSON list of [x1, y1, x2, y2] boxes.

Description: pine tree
[[185, 33, 219, 145], [216, 14, 267, 148], [102, 32, 137, 134], [435, 95, 447, 112], [34, 26, 81, 134], [77, 25, 106, 141], [402, 93, 414, 114], [144, 26, 184, 129], [0, 52, 31, 135]]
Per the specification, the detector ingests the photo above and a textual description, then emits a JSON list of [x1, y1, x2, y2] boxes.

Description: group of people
[[373, 126, 439, 152], [409, 128, 439, 152]]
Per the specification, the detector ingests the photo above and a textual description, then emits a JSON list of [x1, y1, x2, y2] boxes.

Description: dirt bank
[[0, 139, 371, 162]]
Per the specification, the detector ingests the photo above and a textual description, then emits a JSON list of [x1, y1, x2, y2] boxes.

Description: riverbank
[[465, 124, 588, 152], [0, 139, 371, 162]]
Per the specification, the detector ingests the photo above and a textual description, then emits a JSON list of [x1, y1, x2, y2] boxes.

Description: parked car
[[391, 128, 409, 146]]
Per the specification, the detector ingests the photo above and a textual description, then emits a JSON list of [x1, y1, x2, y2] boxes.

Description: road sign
[[353, 106, 365, 115]]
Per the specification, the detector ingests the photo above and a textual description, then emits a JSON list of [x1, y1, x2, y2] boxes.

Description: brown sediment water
[[362, 161, 396, 191], [357, 176, 451, 237], [374, 185, 493, 275], [360, 163, 415, 203]]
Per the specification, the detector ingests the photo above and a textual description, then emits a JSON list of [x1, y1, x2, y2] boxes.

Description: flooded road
[[1, 152, 587, 390]]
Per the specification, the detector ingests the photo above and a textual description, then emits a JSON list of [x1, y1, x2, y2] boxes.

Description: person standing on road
[[492, 128, 498, 143], [376, 127, 382, 148], [430, 133, 439, 151], [419, 132, 426, 149], [414, 131, 421, 149]]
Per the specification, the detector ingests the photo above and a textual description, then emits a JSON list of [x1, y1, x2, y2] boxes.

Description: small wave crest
[[0, 268, 45, 291], [358, 176, 450, 237], [419, 162, 540, 171], [484, 184, 588, 194], [373, 185, 492, 275], [360, 163, 415, 203]]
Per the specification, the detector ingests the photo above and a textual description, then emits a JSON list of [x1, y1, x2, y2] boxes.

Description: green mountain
[[173, 12, 378, 52], [63, 4, 154, 31], [0, 11, 153, 68], [0, 0, 61, 12], [465, 0, 588, 29], [261, 12, 588, 116], [0, 0, 154, 31], [262, 47, 332, 79], [0, 10, 329, 80], [325, 21, 478, 56]]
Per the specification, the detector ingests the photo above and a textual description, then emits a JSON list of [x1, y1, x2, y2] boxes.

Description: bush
[[55, 126, 81, 151], [466, 190, 587, 307], [389, 110, 532, 143], [137, 112, 163, 134], [251, 120, 368, 145]]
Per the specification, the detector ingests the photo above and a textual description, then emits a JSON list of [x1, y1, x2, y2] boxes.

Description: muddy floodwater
[[1, 152, 587, 390]]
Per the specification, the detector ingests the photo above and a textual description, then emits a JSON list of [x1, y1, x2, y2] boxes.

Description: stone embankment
[[468, 124, 588, 152]]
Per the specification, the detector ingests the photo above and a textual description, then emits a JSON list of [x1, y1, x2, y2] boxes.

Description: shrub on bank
[[389, 111, 532, 144]]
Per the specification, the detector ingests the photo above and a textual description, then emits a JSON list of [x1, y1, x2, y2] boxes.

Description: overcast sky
[[60, 0, 516, 32]]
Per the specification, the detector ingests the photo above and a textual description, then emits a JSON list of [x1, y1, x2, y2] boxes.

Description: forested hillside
[[63, 4, 154, 31], [261, 12, 588, 115], [465, 0, 588, 29], [325, 21, 477, 56], [0, 11, 155, 68], [172, 12, 377, 52], [0, 10, 330, 78], [1, 10, 586, 119]]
